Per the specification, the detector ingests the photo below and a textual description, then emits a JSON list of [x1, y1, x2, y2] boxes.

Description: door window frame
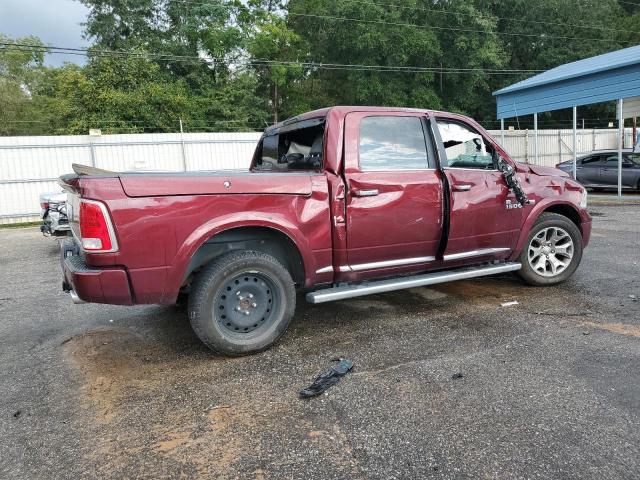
[[344, 111, 437, 174]]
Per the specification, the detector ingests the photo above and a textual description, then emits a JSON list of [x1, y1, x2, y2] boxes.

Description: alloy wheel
[[527, 226, 574, 277]]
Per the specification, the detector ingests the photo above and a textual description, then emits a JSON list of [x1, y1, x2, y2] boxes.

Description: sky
[[0, 0, 90, 66]]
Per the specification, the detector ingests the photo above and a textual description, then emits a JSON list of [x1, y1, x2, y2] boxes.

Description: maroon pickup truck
[[59, 106, 591, 355]]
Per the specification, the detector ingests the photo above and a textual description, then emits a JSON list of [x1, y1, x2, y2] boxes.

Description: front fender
[[162, 213, 315, 303], [509, 197, 587, 260]]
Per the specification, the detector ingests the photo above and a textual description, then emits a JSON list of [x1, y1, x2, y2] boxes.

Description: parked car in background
[[58, 106, 591, 355], [557, 149, 640, 191], [39, 191, 70, 236]]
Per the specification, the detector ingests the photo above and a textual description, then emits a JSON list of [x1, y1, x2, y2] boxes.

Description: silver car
[[39, 191, 70, 236], [557, 149, 640, 191]]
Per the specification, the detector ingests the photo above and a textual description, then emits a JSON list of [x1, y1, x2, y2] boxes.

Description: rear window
[[254, 121, 324, 172]]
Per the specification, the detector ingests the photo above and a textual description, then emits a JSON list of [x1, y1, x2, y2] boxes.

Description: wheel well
[[184, 227, 305, 287], [542, 204, 582, 232]]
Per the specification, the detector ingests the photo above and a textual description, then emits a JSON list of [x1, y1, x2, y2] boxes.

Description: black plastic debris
[[13, 410, 22, 418], [299, 359, 354, 398], [451, 372, 464, 380]]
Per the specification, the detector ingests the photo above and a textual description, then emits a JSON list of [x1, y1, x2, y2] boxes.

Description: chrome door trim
[[443, 247, 510, 261], [315, 266, 334, 274], [346, 255, 436, 272]]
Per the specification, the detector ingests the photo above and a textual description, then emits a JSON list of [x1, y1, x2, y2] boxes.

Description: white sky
[[0, 0, 90, 66]]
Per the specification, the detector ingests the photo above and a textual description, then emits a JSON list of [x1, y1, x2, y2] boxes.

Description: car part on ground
[[299, 359, 354, 398]]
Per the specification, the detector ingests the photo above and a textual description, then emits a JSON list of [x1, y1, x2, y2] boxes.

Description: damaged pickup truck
[[59, 106, 591, 355]]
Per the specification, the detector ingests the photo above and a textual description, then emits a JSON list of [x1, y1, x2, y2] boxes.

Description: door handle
[[452, 184, 472, 192], [352, 188, 379, 197]]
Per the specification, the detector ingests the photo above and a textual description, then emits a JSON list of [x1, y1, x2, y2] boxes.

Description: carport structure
[[493, 45, 640, 197]]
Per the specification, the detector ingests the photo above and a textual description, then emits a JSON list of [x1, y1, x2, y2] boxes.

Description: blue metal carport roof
[[493, 45, 640, 119]]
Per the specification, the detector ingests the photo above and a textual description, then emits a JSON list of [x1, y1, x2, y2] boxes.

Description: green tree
[[0, 35, 48, 135]]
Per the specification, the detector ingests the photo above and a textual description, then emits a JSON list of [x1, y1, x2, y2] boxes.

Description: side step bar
[[306, 262, 522, 304]]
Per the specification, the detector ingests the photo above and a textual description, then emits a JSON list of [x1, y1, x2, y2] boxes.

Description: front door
[[578, 154, 605, 187], [343, 112, 443, 276], [434, 117, 522, 262]]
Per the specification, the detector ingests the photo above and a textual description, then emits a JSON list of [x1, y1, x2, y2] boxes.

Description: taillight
[[40, 202, 49, 209], [79, 200, 118, 252]]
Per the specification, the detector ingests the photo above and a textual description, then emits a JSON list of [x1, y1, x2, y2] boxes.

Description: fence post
[[88, 136, 96, 167], [524, 129, 529, 163], [179, 118, 188, 171], [558, 130, 562, 164]]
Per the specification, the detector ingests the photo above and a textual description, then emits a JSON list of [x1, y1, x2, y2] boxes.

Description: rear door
[[343, 112, 443, 276], [601, 155, 639, 188], [434, 117, 521, 262]]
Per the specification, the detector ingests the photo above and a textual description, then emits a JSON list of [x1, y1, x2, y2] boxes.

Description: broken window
[[253, 119, 325, 172], [437, 120, 496, 170]]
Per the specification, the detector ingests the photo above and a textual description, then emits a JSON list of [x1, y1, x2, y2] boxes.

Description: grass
[[0, 221, 41, 230]]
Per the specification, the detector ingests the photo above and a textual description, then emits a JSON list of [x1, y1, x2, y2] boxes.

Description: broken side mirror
[[496, 154, 531, 206]]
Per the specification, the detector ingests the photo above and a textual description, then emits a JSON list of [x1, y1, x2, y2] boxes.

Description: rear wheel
[[188, 251, 296, 355], [517, 213, 583, 286]]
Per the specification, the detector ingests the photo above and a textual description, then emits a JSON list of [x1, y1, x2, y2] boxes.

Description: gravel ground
[[1, 205, 639, 480]]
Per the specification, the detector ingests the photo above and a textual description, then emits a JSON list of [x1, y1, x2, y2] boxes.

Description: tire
[[517, 213, 583, 286], [188, 250, 296, 356]]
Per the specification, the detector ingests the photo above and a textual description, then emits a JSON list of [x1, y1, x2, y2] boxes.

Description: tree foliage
[[2, 0, 639, 135]]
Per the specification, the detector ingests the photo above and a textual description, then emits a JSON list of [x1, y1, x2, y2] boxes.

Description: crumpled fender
[[509, 197, 585, 261]]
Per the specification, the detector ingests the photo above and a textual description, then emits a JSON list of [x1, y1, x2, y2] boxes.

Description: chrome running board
[[306, 262, 522, 304]]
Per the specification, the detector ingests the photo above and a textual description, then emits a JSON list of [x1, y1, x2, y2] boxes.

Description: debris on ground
[[629, 295, 638, 302], [451, 372, 464, 380], [13, 410, 21, 418], [501, 301, 519, 307], [299, 358, 354, 398]]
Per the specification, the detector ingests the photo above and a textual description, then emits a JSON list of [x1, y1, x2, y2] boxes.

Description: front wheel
[[517, 213, 583, 286], [188, 251, 296, 355]]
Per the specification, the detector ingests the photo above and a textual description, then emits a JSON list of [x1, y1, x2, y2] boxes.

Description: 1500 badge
[[506, 199, 522, 210]]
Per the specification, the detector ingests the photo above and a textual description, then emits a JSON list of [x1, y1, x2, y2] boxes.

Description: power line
[[348, 0, 634, 34], [0, 43, 544, 75], [170, 0, 629, 44], [172, 0, 634, 36], [285, 11, 624, 44]]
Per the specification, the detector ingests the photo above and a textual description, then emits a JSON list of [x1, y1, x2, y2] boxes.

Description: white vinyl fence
[[0, 132, 262, 224], [0, 128, 635, 224], [490, 128, 635, 166]]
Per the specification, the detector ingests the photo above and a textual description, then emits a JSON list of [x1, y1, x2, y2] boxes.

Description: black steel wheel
[[188, 250, 296, 355]]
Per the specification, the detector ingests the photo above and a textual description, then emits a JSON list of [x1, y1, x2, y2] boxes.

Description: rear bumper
[[61, 240, 133, 305]]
